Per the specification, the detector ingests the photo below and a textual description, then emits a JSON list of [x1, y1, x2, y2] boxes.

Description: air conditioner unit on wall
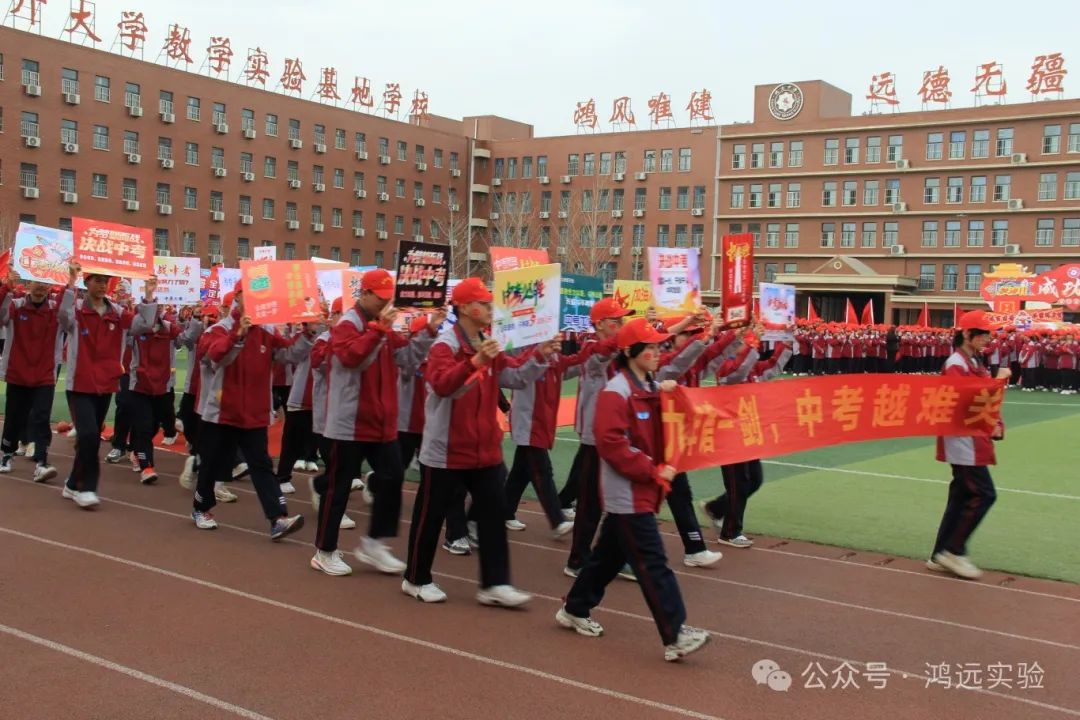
[[63, 142, 79, 154], [894, 159, 910, 170], [1007, 198, 1024, 210], [160, 158, 174, 169], [62, 192, 78, 204], [1004, 244, 1021, 255], [1010, 153, 1027, 165], [128, 105, 144, 117], [889, 244, 906, 255], [124, 200, 139, 211], [492, 178, 502, 186], [63, 92, 80, 105], [890, 202, 907, 213], [24, 135, 41, 148]]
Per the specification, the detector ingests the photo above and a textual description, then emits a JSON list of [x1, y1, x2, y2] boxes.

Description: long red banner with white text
[[661, 374, 1005, 472]]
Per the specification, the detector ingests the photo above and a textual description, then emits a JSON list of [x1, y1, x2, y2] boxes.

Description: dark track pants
[[566, 443, 602, 571], [314, 439, 403, 552], [932, 464, 996, 557], [705, 460, 764, 540], [193, 423, 286, 521], [1, 384, 53, 464], [65, 392, 111, 493], [505, 445, 565, 528]]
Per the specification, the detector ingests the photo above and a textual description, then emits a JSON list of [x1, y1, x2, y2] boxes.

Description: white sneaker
[[14, 443, 26, 457], [505, 518, 527, 532], [552, 520, 574, 539], [402, 579, 447, 603], [555, 606, 603, 637], [73, 490, 101, 509], [408, 457, 421, 472], [308, 476, 321, 511], [931, 551, 983, 580], [174, 419, 185, 434], [33, 465, 58, 483], [563, 566, 580, 579], [0, 458, 11, 473], [105, 448, 124, 464], [231, 463, 248, 478], [214, 482, 238, 503], [664, 627, 710, 662], [66, 428, 77, 438], [350, 477, 365, 491], [617, 564, 636, 581], [311, 550, 353, 576], [717, 535, 754, 549], [293, 460, 307, 472], [192, 510, 218, 530], [562, 507, 576, 520], [305, 461, 319, 472], [25, 442, 35, 457], [129, 453, 141, 473], [161, 435, 177, 446], [179, 456, 196, 489], [925, 557, 946, 572], [361, 471, 374, 504], [476, 584, 532, 608], [280, 481, 296, 495], [442, 537, 471, 555], [354, 537, 406, 574], [466, 521, 479, 548], [684, 549, 723, 568], [340, 514, 356, 530]]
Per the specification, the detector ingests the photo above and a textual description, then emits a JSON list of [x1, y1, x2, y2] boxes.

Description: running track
[[2, 445, 1078, 720]]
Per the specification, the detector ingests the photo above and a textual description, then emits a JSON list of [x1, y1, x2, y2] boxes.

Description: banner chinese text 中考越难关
[[395, 240, 450, 308], [72, 217, 154, 279], [493, 262, 561, 350], [560, 273, 604, 333], [721, 233, 753, 327], [661, 374, 1004, 472], [649, 247, 701, 314], [239, 260, 320, 325]]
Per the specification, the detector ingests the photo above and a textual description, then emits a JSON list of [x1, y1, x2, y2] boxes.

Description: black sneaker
[[270, 514, 304, 541]]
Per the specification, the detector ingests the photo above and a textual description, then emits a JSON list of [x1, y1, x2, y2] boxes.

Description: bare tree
[[0, 208, 18, 252], [565, 173, 616, 285], [431, 198, 480, 280], [489, 187, 550, 258]]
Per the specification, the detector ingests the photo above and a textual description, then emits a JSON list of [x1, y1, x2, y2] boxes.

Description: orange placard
[[489, 246, 550, 273], [240, 260, 321, 325], [662, 374, 1004, 472], [72, 217, 153, 279]]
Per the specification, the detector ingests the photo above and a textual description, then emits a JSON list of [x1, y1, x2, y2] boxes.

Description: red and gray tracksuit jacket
[[129, 303, 182, 396], [60, 297, 146, 395], [398, 359, 428, 434], [748, 343, 793, 382], [323, 307, 436, 444], [197, 313, 313, 429], [177, 319, 206, 396], [574, 337, 619, 446], [1019, 341, 1043, 369], [0, 287, 73, 386], [509, 347, 593, 449], [310, 331, 332, 436], [936, 351, 1001, 466], [418, 324, 548, 470], [594, 369, 668, 514]]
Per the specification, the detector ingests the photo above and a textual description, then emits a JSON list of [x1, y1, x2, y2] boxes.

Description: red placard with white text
[[72, 217, 153, 279], [721, 233, 753, 327], [240, 260, 321, 325]]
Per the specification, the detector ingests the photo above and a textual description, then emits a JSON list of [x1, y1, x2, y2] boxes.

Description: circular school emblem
[[768, 83, 803, 121]]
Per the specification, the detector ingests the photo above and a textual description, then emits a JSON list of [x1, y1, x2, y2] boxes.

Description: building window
[[946, 176, 963, 203], [841, 222, 856, 247], [656, 225, 669, 246], [93, 125, 109, 150], [660, 148, 673, 172], [970, 175, 987, 203], [991, 219, 1009, 247], [863, 180, 879, 206], [182, 232, 196, 255], [731, 144, 745, 169], [211, 102, 226, 126], [748, 184, 762, 209], [922, 220, 938, 247], [394, 140, 406, 162], [211, 146, 224, 170], [122, 178, 138, 202], [730, 185, 744, 209], [919, 264, 936, 291], [844, 137, 860, 164], [944, 220, 961, 247], [883, 222, 898, 247], [971, 129, 990, 158], [861, 222, 877, 248], [996, 128, 1013, 157], [784, 223, 799, 248], [155, 183, 170, 206], [332, 208, 343, 228], [767, 183, 781, 209], [262, 199, 275, 219], [1063, 218, 1080, 246], [750, 143, 764, 169], [264, 156, 277, 178], [942, 264, 959, 291], [993, 175, 1011, 202], [678, 147, 691, 171], [926, 132, 943, 160], [1036, 218, 1055, 246], [1043, 124, 1062, 154], [765, 223, 780, 248], [821, 181, 836, 207], [395, 179, 406, 198], [674, 224, 688, 248], [566, 153, 579, 176], [788, 140, 803, 167], [183, 186, 197, 209], [769, 142, 783, 168], [967, 220, 985, 246], [843, 180, 857, 206], [820, 223, 835, 248], [209, 191, 223, 213], [924, 177, 940, 204], [394, 216, 404, 235], [887, 135, 903, 161], [283, 243, 296, 260], [334, 168, 345, 189], [965, 264, 982, 291], [866, 136, 881, 163], [885, 178, 900, 205], [1064, 171, 1080, 200], [186, 96, 200, 121], [185, 142, 198, 165], [691, 224, 703, 248], [764, 263, 778, 283], [506, 157, 517, 179], [95, 75, 111, 102], [613, 152, 626, 174], [1038, 172, 1057, 200], [824, 139, 839, 165], [59, 169, 77, 194], [786, 182, 801, 208], [948, 131, 966, 159]]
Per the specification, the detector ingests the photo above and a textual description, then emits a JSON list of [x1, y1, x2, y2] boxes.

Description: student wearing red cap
[[58, 266, 154, 508], [191, 284, 311, 539], [928, 310, 1009, 580], [0, 265, 76, 481], [312, 269, 444, 577], [562, 297, 632, 575], [403, 277, 550, 604], [556, 317, 710, 661]]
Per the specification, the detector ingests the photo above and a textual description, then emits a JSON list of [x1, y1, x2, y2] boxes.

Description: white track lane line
[[0, 525, 723, 720], [0, 624, 277, 720]]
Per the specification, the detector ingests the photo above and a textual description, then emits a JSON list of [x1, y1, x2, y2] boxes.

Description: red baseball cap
[[451, 277, 493, 305], [615, 317, 671, 349], [590, 297, 634, 325], [201, 301, 221, 319], [222, 291, 236, 308], [330, 297, 343, 314], [958, 310, 993, 332], [409, 314, 430, 334], [361, 269, 395, 300]]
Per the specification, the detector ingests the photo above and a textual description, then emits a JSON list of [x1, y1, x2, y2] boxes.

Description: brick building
[[2, 27, 1077, 324]]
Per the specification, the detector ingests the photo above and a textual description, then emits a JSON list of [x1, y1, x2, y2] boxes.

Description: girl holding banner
[[556, 317, 710, 662]]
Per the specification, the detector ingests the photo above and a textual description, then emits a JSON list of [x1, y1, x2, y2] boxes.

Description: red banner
[[240, 260, 320, 325], [489, 247, 550, 273], [721, 233, 753, 327], [71, 217, 153, 279], [661, 374, 1004, 472], [980, 262, 1080, 310]]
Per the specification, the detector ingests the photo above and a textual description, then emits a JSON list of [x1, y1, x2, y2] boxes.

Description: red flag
[[860, 301, 874, 325], [954, 303, 965, 327], [916, 302, 930, 328], [807, 299, 821, 322], [0, 249, 10, 271], [845, 298, 859, 325]]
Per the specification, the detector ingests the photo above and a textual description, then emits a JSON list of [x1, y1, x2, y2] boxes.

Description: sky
[[9, 0, 1080, 136]]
